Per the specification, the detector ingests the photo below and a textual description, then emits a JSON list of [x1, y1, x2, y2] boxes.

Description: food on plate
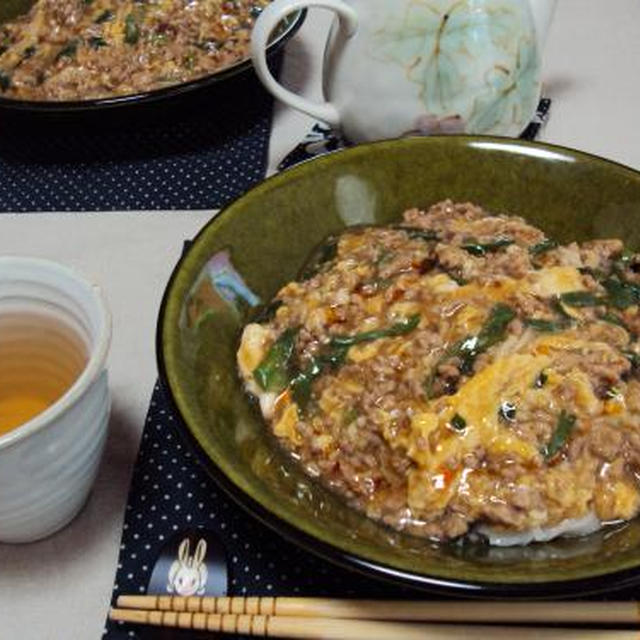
[[238, 200, 640, 545], [0, 0, 269, 101]]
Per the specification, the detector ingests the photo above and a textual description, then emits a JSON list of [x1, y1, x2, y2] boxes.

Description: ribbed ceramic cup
[[0, 257, 111, 543]]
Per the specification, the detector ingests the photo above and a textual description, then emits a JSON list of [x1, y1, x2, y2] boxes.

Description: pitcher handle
[[251, 0, 358, 126]]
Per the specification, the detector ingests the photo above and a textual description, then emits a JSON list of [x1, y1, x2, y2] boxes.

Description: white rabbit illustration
[[167, 538, 208, 596]]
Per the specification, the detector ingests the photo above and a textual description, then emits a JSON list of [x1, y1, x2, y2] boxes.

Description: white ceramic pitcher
[[252, 0, 557, 142]]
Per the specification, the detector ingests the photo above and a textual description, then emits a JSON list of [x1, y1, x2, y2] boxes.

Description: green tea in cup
[[0, 310, 88, 435]]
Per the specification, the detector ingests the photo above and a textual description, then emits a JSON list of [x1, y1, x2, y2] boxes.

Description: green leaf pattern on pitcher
[[371, 0, 540, 135]]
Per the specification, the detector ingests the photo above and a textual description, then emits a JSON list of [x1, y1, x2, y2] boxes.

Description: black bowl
[[0, 3, 304, 120]]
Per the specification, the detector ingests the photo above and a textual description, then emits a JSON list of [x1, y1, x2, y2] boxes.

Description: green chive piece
[[551, 297, 573, 320], [444, 269, 467, 286], [55, 40, 78, 61], [300, 235, 339, 280], [290, 315, 421, 409], [602, 277, 640, 310], [0, 70, 10, 91], [287, 315, 422, 410], [542, 411, 577, 461], [462, 237, 514, 257], [560, 291, 603, 307], [253, 328, 298, 393], [578, 266, 606, 280], [452, 303, 515, 372], [88, 36, 108, 49], [95, 9, 114, 23], [529, 238, 558, 256], [474, 303, 516, 349], [290, 345, 348, 408], [623, 350, 640, 370], [330, 315, 420, 348], [124, 14, 140, 44], [393, 226, 440, 242], [426, 304, 515, 396], [599, 311, 629, 331], [605, 387, 622, 400], [618, 248, 635, 265], [450, 414, 467, 431], [524, 318, 570, 333]]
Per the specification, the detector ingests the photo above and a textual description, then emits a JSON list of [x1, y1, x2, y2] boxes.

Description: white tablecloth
[[1, 1, 640, 636]]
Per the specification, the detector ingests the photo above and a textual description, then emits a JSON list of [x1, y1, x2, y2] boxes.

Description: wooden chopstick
[[109, 608, 639, 640], [116, 595, 640, 625]]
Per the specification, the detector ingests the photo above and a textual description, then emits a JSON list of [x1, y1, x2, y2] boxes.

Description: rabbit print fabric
[[167, 538, 208, 597]]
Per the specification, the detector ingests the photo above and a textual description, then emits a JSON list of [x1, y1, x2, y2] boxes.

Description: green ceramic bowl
[[158, 136, 640, 597]]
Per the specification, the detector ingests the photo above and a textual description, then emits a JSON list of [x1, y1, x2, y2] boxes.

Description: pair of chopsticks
[[110, 595, 640, 639]]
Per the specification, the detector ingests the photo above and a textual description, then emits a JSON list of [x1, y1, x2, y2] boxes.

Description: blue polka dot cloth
[[105, 383, 417, 640], [0, 68, 278, 213]]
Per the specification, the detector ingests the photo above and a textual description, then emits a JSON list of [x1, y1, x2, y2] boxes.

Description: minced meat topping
[[0, 0, 269, 101], [238, 200, 640, 542]]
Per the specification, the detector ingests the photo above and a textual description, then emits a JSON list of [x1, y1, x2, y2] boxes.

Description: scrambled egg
[[238, 201, 640, 543]]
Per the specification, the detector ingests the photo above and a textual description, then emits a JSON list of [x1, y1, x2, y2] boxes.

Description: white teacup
[[0, 257, 111, 543], [252, 0, 556, 143]]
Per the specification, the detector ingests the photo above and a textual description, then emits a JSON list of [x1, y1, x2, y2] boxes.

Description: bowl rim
[[0, 256, 111, 452], [157, 135, 640, 597], [0, 8, 305, 113]]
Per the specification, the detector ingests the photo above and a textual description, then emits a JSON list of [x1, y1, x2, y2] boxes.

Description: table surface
[[2, 1, 640, 636]]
